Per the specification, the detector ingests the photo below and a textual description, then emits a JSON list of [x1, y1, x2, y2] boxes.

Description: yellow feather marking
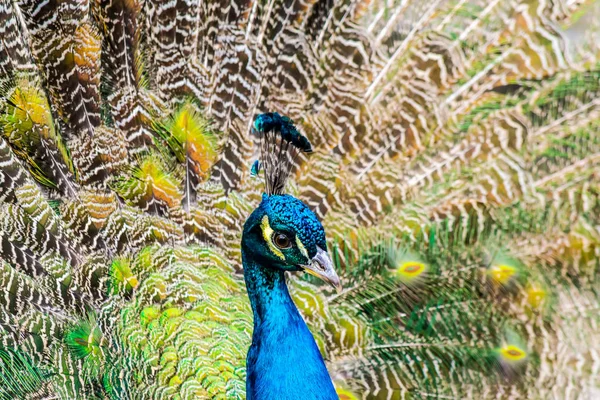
[[261, 215, 285, 261], [169, 103, 219, 178], [74, 24, 101, 67], [499, 345, 527, 362], [396, 260, 427, 283], [0, 82, 75, 179], [488, 264, 517, 284], [126, 276, 139, 289], [336, 387, 359, 400], [295, 236, 309, 260], [398, 261, 426, 276], [526, 284, 547, 308], [137, 155, 182, 207], [1, 85, 54, 140]]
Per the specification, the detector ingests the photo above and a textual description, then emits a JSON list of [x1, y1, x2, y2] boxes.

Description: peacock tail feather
[[0, 0, 598, 398]]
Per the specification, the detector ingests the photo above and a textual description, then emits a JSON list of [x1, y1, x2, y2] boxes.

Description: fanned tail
[[0, 0, 597, 398]]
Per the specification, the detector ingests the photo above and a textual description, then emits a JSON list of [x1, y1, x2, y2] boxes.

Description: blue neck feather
[[243, 250, 338, 400]]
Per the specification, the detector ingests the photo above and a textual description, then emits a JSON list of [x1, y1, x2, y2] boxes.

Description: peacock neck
[[241, 249, 338, 400], [242, 251, 298, 325]]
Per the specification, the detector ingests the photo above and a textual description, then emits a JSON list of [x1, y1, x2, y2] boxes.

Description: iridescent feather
[[0, 0, 597, 398]]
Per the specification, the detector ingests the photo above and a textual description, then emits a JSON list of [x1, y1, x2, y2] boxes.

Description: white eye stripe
[[295, 236, 309, 259], [261, 215, 285, 260]]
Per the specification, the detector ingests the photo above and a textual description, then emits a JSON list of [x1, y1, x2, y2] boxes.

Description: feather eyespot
[[272, 232, 292, 249]]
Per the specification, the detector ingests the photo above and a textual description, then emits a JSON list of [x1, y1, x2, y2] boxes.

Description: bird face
[[243, 194, 341, 292]]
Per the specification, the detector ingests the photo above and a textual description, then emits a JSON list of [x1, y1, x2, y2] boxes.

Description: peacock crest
[[251, 112, 312, 195]]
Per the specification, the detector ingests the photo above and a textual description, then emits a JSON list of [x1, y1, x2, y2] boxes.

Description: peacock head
[[242, 113, 341, 291], [243, 193, 341, 291]]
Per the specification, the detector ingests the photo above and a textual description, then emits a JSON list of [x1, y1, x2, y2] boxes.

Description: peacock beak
[[302, 247, 342, 293]]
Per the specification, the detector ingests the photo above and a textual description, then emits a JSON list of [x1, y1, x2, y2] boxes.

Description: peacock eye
[[272, 232, 292, 249]]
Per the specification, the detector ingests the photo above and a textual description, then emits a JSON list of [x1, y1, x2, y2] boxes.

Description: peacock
[[243, 113, 343, 399], [0, 0, 599, 398]]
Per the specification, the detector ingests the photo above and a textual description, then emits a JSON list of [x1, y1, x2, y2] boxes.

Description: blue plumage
[[264, 194, 327, 258], [250, 160, 262, 177], [242, 194, 339, 399]]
